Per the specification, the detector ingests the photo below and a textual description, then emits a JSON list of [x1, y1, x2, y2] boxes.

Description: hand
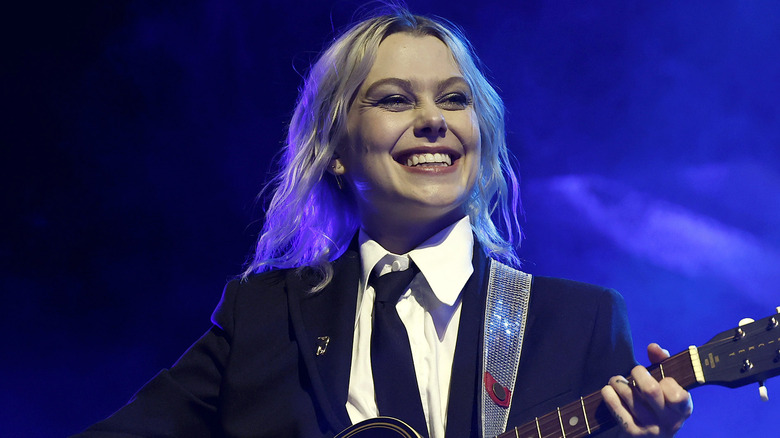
[[601, 343, 693, 437]]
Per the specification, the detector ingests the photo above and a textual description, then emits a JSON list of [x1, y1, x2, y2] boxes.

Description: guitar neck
[[498, 349, 701, 438], [338, 313, 779, 438]]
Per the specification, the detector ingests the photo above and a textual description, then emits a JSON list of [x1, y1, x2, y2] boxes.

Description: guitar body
[[335, 417, 422, 438]]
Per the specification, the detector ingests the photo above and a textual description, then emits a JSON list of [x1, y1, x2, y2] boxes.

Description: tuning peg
[[735, 318, 755, 339], [759, 381, 769, 402], [776, 306, 780, 314], [738, 317, 755, 326]]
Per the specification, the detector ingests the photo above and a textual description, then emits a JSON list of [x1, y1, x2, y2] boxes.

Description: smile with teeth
[[405, 152, 453, 167]]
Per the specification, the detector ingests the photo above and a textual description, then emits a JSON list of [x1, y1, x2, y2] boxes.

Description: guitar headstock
[[695, 308, 780, 392]]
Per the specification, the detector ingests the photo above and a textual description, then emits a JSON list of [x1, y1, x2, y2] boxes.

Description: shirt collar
[[358, 216, 474, 306]]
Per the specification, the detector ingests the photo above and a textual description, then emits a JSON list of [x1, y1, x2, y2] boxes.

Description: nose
[[413, 104, 448, 141]]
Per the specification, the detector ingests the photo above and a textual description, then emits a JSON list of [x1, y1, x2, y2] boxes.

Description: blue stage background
[[4, 1, 778, 436]]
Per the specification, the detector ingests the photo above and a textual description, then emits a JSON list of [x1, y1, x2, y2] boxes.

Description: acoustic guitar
[[336, 309, 780, 438]]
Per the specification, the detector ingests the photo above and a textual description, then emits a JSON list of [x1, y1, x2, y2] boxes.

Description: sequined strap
[[480, 259, 532, 438]]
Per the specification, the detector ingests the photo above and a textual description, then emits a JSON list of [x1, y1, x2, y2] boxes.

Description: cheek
[[468, 113, 481, 149], [450, 110, 481, 151], [363, 112, 410, 148], [467, 126, 482, 190]]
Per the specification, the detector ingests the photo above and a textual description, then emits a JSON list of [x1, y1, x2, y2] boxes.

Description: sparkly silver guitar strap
[[480, 259, 532, 438]]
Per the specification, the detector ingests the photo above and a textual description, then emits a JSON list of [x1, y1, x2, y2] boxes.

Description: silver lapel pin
[[316, 336, 330, 356]]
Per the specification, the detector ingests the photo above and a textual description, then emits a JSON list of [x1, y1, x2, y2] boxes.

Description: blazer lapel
[[287, 247, 361, 434], [444, 244, 489, 438]]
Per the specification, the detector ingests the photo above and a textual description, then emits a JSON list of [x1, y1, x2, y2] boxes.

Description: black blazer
[[74, 244, 636, 437]]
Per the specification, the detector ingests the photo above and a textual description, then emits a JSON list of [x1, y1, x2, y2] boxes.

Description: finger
[[602, 380, 660, 436], [600, 383, 632, 432], [633, 372, 693, 435], [658, 378, 694, 425], [647, 342, 670, 364], [611, 372, 663, 429], [608, 375, 636, 411], [632, 365, 665, 413]]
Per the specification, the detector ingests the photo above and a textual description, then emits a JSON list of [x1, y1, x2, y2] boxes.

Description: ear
[[327, 157, 346, 176]]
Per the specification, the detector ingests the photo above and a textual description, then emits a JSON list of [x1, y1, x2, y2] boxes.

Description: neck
[[360, 211, 466, 254]]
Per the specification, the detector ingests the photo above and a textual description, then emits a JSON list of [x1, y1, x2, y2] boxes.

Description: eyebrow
[[363, 78, 413, 96], [436, 76, 471, 95], [363, 76, 470, 96]]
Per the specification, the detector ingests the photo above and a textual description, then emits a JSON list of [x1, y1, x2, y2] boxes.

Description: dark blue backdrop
[[4, 1, 779, 436]]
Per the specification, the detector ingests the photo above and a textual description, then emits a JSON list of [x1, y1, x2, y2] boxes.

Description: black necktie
[[370, 264, 428, 437]]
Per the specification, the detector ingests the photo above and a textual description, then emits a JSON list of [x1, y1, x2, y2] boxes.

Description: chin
[[404, 200, 467, 222]]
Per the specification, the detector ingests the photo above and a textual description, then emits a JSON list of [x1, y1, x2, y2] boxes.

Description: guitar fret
[[583, 391, 615, 436], [543, 409, 560, 437], [504, 419, 542, 438], [568, 400, 591, 436], [557, 407, 566, 437], [580, 396, 591, 435]]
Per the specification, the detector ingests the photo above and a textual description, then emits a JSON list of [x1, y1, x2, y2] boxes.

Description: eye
[[437, 92, 472, 110], [375, 94, 414, 111]]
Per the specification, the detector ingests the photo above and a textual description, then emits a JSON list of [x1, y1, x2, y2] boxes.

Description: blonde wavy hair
[[243, 6, 521, 290]]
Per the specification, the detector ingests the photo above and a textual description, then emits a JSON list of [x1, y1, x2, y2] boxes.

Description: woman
[[75, 7, 691, 438]]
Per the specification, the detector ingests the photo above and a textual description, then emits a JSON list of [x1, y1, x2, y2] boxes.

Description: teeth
[[405, 152, 453, 167]]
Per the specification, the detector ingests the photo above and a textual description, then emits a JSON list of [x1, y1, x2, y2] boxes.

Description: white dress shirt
[[346, 216, 474, 438]]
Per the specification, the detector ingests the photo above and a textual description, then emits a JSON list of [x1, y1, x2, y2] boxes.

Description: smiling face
[[338, 32, 481, 247]]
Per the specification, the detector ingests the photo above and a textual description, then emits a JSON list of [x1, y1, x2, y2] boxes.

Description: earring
[[330, 164, 343, 190]]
